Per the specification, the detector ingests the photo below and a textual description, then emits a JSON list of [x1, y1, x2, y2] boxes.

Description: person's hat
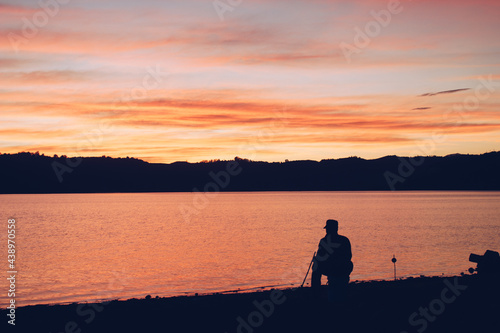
[[324, 219, 338, 229]]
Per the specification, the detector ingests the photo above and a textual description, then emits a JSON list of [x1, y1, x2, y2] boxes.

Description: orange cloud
[[0, 70, 95, 85]]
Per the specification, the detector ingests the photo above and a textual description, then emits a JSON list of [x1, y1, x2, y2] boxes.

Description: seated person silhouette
[[311, 219, 353, 303]]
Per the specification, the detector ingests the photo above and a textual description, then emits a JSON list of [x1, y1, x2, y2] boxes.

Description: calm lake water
[[1, 191, 499, 307]]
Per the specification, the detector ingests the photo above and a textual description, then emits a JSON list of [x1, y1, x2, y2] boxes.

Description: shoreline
[[0, 273, 459, 309], [2, 274, 499, 332], [2, 189, 500, 195]]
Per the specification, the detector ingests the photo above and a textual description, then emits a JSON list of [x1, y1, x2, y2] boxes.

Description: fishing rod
[[301, 251, 316, 288]]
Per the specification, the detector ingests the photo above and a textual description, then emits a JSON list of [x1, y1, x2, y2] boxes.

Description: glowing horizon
[[1, 0, 499, 163]]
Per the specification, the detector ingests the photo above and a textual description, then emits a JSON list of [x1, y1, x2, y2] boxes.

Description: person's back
[[311, 219, 353, 302], [316, 233, 352, 277]]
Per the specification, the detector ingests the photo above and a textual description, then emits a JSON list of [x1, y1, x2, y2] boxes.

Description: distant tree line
[[0, 151, 499, 193]]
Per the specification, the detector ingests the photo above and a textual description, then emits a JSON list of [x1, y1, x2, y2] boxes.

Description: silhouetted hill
[[0, 151, 499, 193]]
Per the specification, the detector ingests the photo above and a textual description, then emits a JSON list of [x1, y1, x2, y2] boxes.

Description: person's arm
[[345, 237, 352, 261], [311, 240, 324, 272], [316, 240, 325, 260]]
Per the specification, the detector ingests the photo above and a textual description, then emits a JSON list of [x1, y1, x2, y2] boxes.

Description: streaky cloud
[[419, 88, 470, 97]]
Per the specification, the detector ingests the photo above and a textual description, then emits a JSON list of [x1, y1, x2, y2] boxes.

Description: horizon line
[[2, 150, 499, 165]]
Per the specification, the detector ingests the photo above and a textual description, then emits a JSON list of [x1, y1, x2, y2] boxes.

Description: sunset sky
[[1, 0, 499, 163]]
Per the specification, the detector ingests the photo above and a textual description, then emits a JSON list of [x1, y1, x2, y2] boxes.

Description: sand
[[2, 274, 499, 333]]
